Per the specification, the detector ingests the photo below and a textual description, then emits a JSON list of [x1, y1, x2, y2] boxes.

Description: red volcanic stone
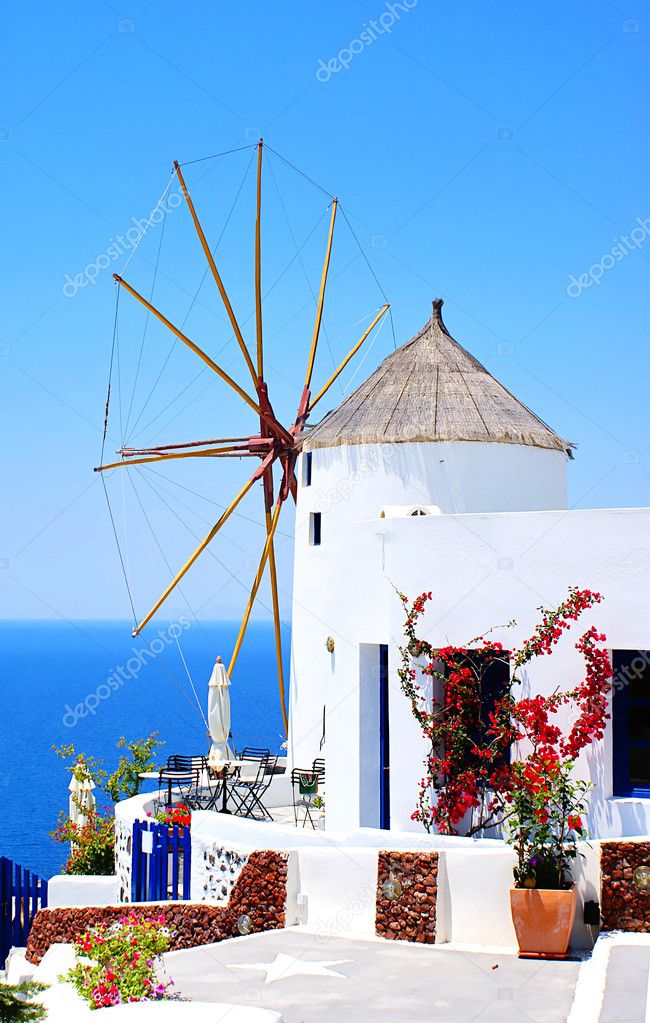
[[601, 841, 650, 932], [375, 851, 438, 945], [26, 850, 288, 964]]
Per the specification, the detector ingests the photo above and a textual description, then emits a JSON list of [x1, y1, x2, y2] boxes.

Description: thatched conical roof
[[302, 300, 573, 456]]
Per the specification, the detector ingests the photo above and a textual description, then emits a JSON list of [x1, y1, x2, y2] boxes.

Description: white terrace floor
[[165, 928, 581, 1023], [264, 805, 323, 828]]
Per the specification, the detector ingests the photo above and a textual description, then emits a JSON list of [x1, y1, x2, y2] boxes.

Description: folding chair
[[239, 746, 270, 763], [230, 754, 277, 819], [155, 764, 197, 815], [161, 755, 221, 811], [291, 767, 321, 828]]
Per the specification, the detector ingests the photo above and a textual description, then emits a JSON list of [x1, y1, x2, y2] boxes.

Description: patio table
[[206, 759, 245, 814], [138, 768, 194, 806]]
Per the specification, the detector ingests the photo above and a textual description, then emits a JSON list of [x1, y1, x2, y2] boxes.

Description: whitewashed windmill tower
[[288, 299, 573, 775]]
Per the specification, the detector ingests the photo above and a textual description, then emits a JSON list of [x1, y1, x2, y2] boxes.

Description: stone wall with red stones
[[375, 851, 438, 943], [601, 840, 650, 931], [26, 851, 287, 964]]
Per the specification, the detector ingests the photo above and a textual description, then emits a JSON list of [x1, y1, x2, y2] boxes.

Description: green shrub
[[0, 980, 47, 1023], [50, 807, 115, 876]]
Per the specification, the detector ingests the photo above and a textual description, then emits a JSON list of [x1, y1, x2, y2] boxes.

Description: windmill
[[95, 141, 390, 735]]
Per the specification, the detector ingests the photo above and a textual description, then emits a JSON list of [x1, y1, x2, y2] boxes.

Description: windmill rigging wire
[[143, 464, 294, 540], [123, 201, 168, 441], [140, 206, 329, 446], [138, 466, 247, 557], [132, 359, 214, 447], [146, 206, 331, 442], [114, 292, 125, 447], [174, 632, 209, 732], [100, 287, 138, 628], [178, 149, 256, 329], [136, 467, 290, 637], [100, 475, 138, 630], [262, 251, 360, 354], [342, 310, 389, 393], [133, 468, 251, 609], [127, 471, 209, 730], [178, 143, 257, 168], [338, 202, 396, 351], [126, 150, 256, 445], [120, 168, 177, 277], [101, 288, 120, 462], [264, 144, 334, 201], [129, 470, 224, 637], [126, 475, 216, 731], [267, 151, 340, 385], [133, 467, 287, 737]]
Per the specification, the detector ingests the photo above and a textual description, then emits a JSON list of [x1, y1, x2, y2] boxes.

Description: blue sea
[[0, 620, 288, 880]]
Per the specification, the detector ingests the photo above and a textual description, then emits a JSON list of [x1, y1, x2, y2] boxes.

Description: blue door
[[379, 644, 390, 829], [613, 650, 650, 797]]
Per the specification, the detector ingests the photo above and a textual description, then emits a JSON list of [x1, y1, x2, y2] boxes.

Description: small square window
[[309, 511, 322, 546], [303, 452, 313, 487]]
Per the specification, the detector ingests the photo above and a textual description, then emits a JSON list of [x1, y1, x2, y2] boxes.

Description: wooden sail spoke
[[304, 198, 338, 392], [227, 498, 283, 679], [120, 436, 253, 456], [174, 161, 258, 388], [255, 139, 263, 380], [113, 273, 262, 417], [94, 444, 256, 473], [132, 464, 269, 636], [308, 304, 390, 411]]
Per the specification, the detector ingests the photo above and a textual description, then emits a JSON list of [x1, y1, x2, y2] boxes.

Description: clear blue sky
[[2, 0, 649, 624]]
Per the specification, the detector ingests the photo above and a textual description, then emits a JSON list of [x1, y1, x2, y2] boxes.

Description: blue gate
[[0, 857, 48, 965], [131, 821, 191, 903]]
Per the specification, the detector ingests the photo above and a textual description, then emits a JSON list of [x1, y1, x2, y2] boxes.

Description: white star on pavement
[[228, 953, 352, 984]]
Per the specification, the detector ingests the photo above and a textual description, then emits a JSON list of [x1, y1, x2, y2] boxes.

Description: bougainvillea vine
[[397, 587, 612, 842]]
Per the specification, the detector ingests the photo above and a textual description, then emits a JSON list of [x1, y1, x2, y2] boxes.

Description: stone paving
[[165, 928, 581, 1023]]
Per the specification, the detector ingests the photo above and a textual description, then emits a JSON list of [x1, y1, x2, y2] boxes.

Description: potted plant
[[151, 804, 192, 833], [506, 756, 589, 958], [397, 586, 612, 957]]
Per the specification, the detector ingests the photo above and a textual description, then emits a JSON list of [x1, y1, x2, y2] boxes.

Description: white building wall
[[300, 440, 568, 519], [288, 439, 568, 774], [290, 500, 650, 839]]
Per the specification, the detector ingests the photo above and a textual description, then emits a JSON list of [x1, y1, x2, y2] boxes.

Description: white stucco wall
[[47, 874, 118, 908], [289, 499, 650, 839], [288, 440, 568, 771], [299, 441, 568, 519], [111, 793, 602, 949]]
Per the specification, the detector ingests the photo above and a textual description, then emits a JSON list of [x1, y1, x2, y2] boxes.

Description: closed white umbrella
[[207, 656, 234, 766], [68, 759, 96, 828]]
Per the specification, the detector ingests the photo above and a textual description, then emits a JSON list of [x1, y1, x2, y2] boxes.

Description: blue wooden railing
[[0, 856, 48, 965], [131, 821, 191, 903]]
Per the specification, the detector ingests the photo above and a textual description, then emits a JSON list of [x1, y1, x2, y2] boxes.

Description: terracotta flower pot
[[510, 884, 577, 959]]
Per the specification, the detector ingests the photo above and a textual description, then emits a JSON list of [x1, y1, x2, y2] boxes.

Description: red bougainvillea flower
[[397, 585, 611, 837]]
